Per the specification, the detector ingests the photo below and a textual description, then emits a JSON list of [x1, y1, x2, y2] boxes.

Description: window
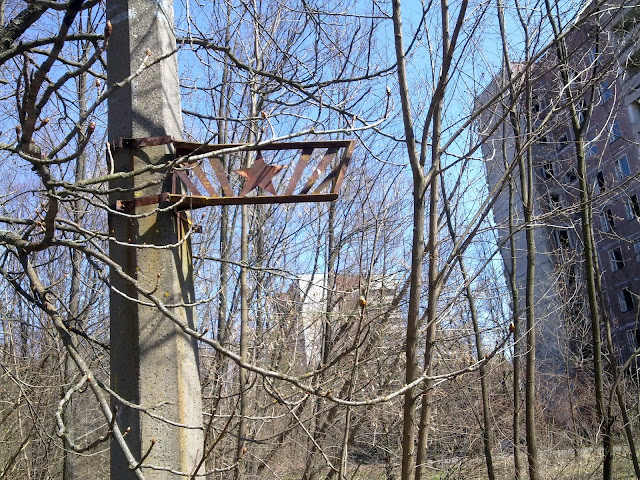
[[570, 67, 582, 83], [615, 14, 638, 36], [627, 194, 640, 219], [634, 239, 640, 259], [571, 301, 584, 319], [541, 161, 557, 179], [600, 83, 613, 104], [606, 208, 616, 230], [565, 168, 577, 183], [549, 193, 562, 210], [584, 130, 599, 158], [616, 155, 631, 179], [584, 130, 598, 158], [533, 96, 542, 113], [610, 247, 625, 271], [610, 120, 623, 143], [626, 328, 640, 350], [577, 99, 586, 124], [602, 208, 616, 232], [556, 132, 569, 152], [551, 228, 571, 250], [631, 97, 640, 123], [596, 170, 606, 193], [618, 288, 635, 313]]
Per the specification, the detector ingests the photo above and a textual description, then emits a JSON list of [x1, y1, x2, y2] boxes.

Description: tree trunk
[[441, 178, 495, 480], [497, 5, 538, 473], [63, 25, 88, 479]]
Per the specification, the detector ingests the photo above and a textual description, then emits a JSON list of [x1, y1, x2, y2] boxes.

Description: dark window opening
[[632, 98, 640, 123], [597, 170, 606, 192], [533, 95, 544, 113], [565, 168, 577, 183], [552, 229, 571, 250], [572, 301, 583, 318], [542, 161, 556, 179], [631, 194, 640, 218], [570, 67, 582, 83], [619, 288, 635, 313], [606, 208, 616, 231], [558, 230, 570, 249], [610, 247, 625, 271]]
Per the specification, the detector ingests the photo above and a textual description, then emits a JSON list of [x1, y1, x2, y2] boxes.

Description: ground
[[347, 446, 637, 480]]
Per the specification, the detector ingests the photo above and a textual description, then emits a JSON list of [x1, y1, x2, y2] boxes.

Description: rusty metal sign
[[115, 138, 356, 210]]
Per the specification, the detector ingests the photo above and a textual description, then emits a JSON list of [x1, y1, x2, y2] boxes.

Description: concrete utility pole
[[106, 0, 204, 477]]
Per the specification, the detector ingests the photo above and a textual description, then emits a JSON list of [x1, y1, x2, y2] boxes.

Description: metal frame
[[114, 137, 356, 211]]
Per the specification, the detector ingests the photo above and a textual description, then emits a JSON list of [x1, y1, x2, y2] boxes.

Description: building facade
[[479, 5, 640, 369]]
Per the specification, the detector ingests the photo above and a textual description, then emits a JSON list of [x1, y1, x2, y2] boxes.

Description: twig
[[132, 438, 156, 471]]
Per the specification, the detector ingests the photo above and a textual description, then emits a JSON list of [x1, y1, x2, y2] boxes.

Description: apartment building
[[478, 5, 640, 368]]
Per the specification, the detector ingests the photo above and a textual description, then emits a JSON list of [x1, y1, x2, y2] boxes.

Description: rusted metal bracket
[[113, 137, 357, 214], [169, 193, 339, 209], [115, 193, 170, 212], [115, 136, 174, 150]]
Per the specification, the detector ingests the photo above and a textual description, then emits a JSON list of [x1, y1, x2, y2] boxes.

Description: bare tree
[[3, 0, 639, 479]]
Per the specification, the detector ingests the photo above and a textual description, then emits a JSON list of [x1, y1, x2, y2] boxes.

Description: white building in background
[[274, 273, 400, 367], [298, 273, 327, 364]]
